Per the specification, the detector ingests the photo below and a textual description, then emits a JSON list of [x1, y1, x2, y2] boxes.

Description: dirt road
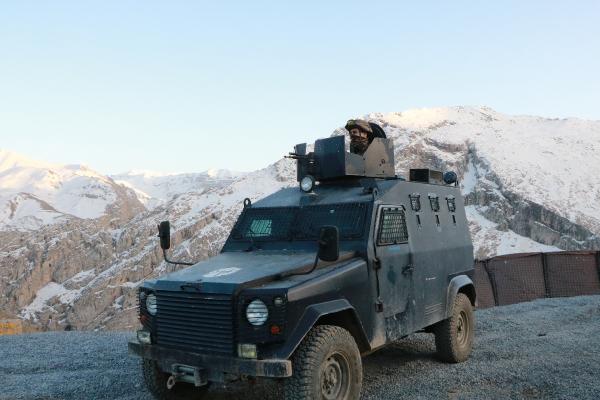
[[1, 295, 599, 400]]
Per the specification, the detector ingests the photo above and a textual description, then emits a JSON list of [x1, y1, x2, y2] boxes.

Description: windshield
[[230, 202, 369, 242]]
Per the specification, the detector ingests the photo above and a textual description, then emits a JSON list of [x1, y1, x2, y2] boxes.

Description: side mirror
[[158, 221, 171, 250], [318, 226, 339, 262]]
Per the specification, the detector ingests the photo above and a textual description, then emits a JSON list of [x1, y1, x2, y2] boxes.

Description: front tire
[[434, 293, 475, 363], [141, 359, 209, 400], [284, 325, 362, 400]]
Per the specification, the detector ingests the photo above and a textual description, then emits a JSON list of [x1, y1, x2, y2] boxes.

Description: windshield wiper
[[244, 227, 262, 252]]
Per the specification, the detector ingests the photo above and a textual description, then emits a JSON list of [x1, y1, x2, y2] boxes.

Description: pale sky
[[1, 1, 598, 174]]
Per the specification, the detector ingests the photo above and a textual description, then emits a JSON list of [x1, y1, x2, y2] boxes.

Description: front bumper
[[128, 339, 292, 379]]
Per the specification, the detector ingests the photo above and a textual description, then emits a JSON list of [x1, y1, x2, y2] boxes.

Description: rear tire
[[141, 359, 209, 400], [284, 325, 362, 400], [434, 293, 474, 363]]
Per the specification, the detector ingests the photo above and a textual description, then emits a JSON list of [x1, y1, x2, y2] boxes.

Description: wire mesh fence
[[473, 261, 495, 309], [544, 252, 600, 298], [474, 251, 600, 308]]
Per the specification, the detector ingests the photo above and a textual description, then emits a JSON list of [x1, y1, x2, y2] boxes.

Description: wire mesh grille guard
[[409, 194, 421, 211], [429, 195, 440, 212], [231, 202, 369, 241], [295, 203, 368, 240], [232, 206, 297, 240], [446, 196, 456, 212], [377, 207, 409, 245]]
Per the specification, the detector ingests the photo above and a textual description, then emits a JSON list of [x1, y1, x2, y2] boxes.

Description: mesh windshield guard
[[231, 202, 369, 241]]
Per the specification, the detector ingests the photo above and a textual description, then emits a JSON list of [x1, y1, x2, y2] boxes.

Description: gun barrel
[[285, 153, 310, 160]]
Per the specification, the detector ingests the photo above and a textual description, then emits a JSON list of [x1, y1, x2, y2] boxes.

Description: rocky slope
[[111, 169, 246, 210], [0, 157, 293, 331], [0, 106, 598, 331]]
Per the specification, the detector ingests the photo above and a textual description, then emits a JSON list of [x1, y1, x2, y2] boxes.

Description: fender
[[272, 299, 369, 360], [445, 275, 476, 318]]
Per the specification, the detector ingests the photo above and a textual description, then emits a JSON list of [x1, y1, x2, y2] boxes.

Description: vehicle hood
[[152, 250, 355, 294]]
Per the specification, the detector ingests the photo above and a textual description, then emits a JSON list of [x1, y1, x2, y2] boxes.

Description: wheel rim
[[456, 310, 469, 347], [320, 352, 350, 400]]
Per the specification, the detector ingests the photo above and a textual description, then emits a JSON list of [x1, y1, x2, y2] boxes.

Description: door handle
[[402, 264, 414, 276]]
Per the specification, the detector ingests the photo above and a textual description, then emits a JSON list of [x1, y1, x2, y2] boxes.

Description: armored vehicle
[[129, 132, 476, 400]]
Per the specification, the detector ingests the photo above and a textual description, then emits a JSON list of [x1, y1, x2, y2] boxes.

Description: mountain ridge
[[1, 106, 599, 331]]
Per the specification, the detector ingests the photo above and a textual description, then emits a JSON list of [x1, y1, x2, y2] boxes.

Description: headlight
[[300, 175, 315, 192], [146, 294, 157, 315], [246, 299, 268, 326]]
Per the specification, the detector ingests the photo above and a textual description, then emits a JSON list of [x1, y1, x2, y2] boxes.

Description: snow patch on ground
[[461, 159, 478, 195], [466, 206, 561, 258], [0, 195, 66, 230], [66, 269, 96, 284], [20, 282, 82, 320]]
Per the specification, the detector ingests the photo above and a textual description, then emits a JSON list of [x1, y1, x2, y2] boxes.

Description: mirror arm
[[162, 249, 195, 266], [279, 243, 322, 280], [301, 251, 321, 276]]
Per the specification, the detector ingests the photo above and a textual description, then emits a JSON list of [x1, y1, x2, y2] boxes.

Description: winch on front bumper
[[128, 339, 292, 383]]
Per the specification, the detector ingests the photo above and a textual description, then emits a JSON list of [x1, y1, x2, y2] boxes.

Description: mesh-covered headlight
[[246, 299, 269, 326], [146, 294, 157, 315]]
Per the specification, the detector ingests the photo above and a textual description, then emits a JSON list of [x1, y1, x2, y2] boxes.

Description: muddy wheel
[[434, 293, 475, 363], [284, 325, 362, 400], [141, 359, 209, 400]]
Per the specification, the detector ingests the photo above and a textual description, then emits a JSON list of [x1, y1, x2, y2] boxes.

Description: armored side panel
[[314, 136, 347, 179], [371, 179, 474, 343], [304, 136, 395, 181], [363, 138, 395, 177], [294, 143, 309, 182]]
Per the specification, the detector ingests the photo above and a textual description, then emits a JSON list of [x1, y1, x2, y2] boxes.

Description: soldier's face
[[349, 128, 368, 141]]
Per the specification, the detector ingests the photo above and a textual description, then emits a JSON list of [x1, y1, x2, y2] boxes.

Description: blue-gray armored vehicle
[[129, 131, 476, 400]]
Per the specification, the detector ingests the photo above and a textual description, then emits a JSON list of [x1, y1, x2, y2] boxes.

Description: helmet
[[345, 119, 373, 134]]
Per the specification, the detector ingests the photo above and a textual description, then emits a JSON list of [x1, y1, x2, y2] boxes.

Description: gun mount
[[287, 136, 396, 185]]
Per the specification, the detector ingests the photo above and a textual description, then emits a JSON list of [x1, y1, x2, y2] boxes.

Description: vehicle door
[[374, 205, 413, 321]]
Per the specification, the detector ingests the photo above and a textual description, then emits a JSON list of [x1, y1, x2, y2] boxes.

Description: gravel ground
[[1, 295, 599, 400]]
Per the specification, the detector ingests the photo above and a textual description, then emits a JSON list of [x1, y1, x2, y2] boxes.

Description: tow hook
[[167, 364, 208, 388], [166, 375, 178, 390]]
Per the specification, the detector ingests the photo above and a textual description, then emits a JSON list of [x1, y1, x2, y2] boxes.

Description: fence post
[[541, 252, 550, 298], [483, 258, 499, 307], [596, 251, 600, 284]]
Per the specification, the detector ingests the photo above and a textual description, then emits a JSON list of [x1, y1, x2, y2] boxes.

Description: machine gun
[[285, 152, 311, 161], [288, 136, 396, 191], [285, 143, 317, 183]]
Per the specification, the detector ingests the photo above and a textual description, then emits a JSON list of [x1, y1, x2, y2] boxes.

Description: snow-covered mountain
[[359, 107, 600, 257], [1, 106, 599, 332], [111, 169, 247, 209], [0, 156, 294, 332], [0, 150, 143, 231]]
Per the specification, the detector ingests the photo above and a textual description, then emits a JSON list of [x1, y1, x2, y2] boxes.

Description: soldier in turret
[[345, 119, 387, 155]]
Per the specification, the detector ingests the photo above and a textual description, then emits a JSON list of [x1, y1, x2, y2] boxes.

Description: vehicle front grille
[[155, 290, 234, 356]]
